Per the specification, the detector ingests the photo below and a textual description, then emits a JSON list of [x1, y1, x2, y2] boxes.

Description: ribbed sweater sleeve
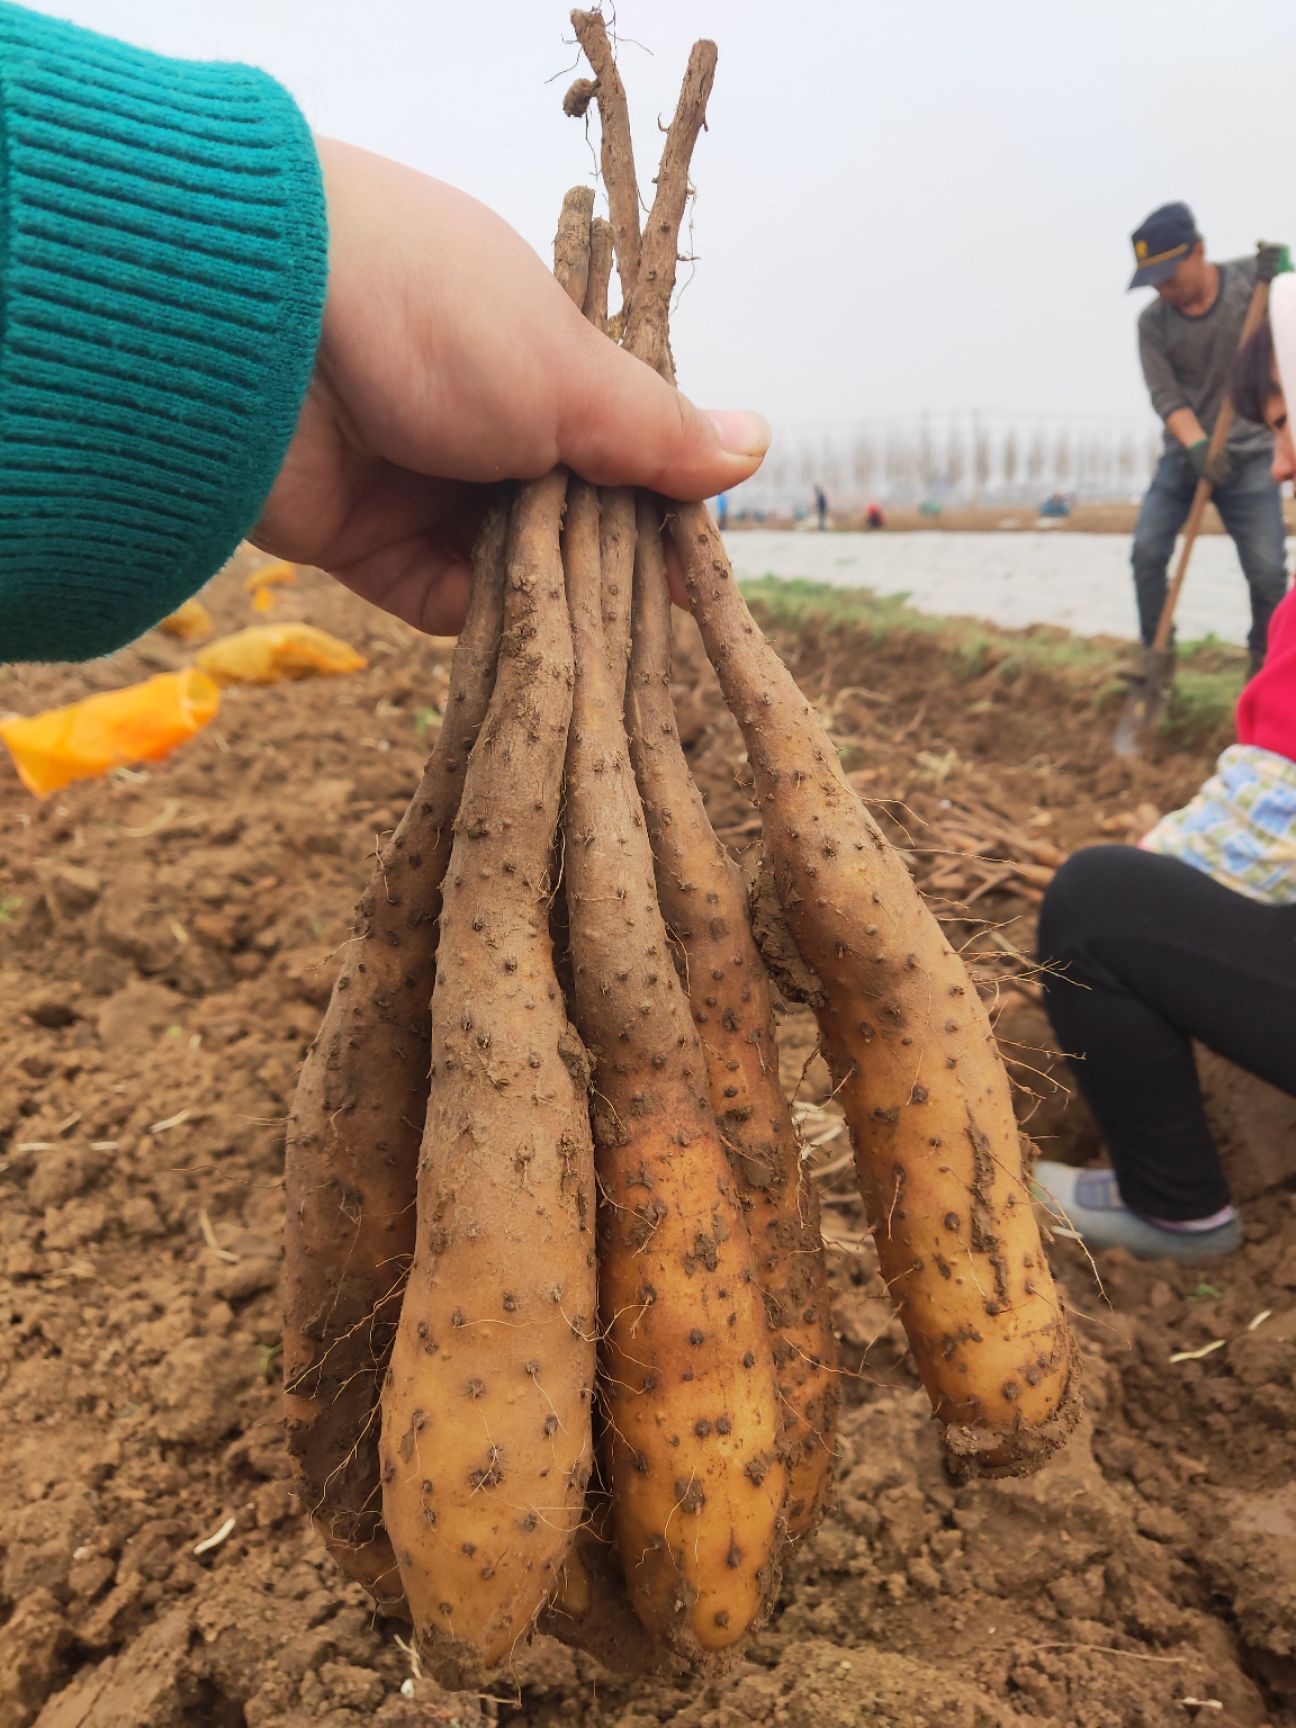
[[0, 2, 327, 664]]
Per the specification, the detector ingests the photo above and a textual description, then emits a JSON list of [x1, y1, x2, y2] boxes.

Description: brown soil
[[2, 557, 1293, 1728]]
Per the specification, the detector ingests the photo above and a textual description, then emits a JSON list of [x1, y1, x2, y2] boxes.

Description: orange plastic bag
[[158, 597, 214, 644], [0, 669, 220, 798], [196, 624, 367, 686]]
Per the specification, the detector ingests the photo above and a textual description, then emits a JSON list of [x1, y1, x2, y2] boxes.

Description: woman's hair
[[1231, 317, 1278, 426]]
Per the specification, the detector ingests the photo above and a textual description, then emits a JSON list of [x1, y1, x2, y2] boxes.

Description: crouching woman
[[1034, 274, 1296, 1258]]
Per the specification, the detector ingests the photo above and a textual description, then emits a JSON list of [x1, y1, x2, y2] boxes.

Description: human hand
[[253, 139, 769, 634], [1256, 241, 1291, 284], [1185, 438, 1230, 488]]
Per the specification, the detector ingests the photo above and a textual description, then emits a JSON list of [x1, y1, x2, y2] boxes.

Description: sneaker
[[1031, 1161, 1241, 1260]]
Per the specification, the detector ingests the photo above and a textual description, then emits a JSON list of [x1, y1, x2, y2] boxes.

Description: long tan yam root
[[561, 480, 786, 1660], [380, 470, 597, 1683], [537, 196, 680, 1680], [628, 502, 838, 1534], [673, 501, 1076, 1476], [591, 26, 838, 1530], [283, 509, 507, 1612], [604, 13, 1073, 1480], [562, 21, 791, 1638], [283, 181, 599, 1615], [374, 196, 602, 1679]]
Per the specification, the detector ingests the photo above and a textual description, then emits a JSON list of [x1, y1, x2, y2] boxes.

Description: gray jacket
[[1138, 256, 1272, 459]]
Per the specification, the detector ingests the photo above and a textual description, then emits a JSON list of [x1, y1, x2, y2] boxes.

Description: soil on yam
[[2, 555, 1294, 1727]]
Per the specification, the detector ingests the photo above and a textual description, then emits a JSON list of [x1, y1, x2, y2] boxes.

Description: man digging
[[1129, 201, 1288, 671]]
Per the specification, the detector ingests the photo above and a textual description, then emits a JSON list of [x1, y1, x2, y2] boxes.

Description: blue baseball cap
[[1128, 202, 1200, 290]]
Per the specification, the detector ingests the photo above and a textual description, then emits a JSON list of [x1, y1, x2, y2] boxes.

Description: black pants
[[1038, 846, 1296, 1218]]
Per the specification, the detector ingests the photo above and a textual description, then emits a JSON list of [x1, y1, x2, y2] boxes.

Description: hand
[[253, 139, 769, 634], [1256, 241, 1291, 284], [1185, 438, 1231, 488]]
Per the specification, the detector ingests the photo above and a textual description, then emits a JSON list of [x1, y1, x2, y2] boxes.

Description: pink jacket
[[1237, 583, 1296, 758]]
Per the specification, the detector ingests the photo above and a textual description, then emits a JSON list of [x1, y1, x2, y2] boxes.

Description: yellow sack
[[195, 623, 367, 686], [158, 597, 214, 644], [0, 669, 220, 798], [243, 559, 297, 592], [197, 622, 369, 687]]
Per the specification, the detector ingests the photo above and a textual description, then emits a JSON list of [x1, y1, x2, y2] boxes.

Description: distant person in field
[[866, 502, 884, 530], [1128, 202, 1288, 674], [716, 491, 730, 530], [1034, 272, 1296, 1260], [814, 484, 828, 530]]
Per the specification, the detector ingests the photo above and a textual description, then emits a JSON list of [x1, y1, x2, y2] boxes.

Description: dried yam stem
[[573, 32, 718, 696], [622, 40, 716, 378], [570, 9, 642, 310], [580, 208, 634, 695], [582, 215, 614, 332], [554, 184, 597, 306]]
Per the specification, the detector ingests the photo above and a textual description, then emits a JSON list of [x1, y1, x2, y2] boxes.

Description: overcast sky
[[23, 0, 1293, 441]]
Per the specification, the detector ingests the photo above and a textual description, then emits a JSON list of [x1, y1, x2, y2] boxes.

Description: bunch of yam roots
[[283, 14, 1078, 1689]]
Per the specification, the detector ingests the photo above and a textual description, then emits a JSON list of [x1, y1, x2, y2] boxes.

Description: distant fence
[[731, 409, 1166, 517]]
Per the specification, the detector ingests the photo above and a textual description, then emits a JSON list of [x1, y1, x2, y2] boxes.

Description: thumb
[[557, 323, 769, 500]]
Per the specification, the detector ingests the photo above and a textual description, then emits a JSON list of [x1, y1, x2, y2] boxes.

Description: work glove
[[1186, 439, 1231, 488], [1256, 241, 1292, 283]]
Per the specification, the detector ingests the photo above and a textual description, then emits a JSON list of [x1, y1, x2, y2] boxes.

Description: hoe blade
[[1113, 648, 1173, 760]]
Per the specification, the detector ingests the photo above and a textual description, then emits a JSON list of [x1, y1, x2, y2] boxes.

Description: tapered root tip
[[941, 1363, 1083, 1483], [314, 1522, 410, 1621]]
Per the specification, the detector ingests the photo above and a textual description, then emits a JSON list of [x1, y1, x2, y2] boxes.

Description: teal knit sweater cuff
[[0, 2, 328, 664]]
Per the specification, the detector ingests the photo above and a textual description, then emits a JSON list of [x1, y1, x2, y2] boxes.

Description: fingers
[[314, 471, 485, 637], [331, 537, 474, 637], [314, 142, 769, 503], [557, 324, 769, 501], [417, 560, 473, 636]]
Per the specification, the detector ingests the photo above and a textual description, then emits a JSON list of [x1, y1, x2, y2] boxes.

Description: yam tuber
[[628, 501, 839, 1533], [283, 510, 507, 1612], [561, 478, 786, 1659], [285, 183, 603, 1622], [577, 14, 838, 1533], [672, 501, 1077, 1476], [380, 468, 598, 1682], [288, 17, 1080, 1691], [377, 188, 609, 1677]]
